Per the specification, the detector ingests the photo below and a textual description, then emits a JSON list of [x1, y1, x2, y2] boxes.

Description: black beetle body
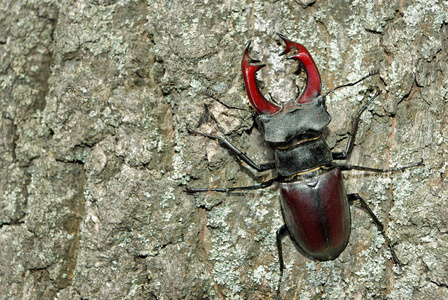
[[187, 34, 421, 297]]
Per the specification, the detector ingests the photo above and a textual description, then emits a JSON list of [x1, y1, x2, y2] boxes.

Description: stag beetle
[[186, 33, 421, 295]]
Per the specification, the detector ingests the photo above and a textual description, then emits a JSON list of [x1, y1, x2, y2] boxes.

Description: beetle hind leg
[[347, 193, 402, 266], [276, 224, 289, 299]]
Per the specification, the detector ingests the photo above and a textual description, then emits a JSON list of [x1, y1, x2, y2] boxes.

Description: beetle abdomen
[[280, 167, 351, 261]]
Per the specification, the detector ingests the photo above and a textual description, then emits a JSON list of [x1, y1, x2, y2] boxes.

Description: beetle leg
[[339, 158, 423, 173], [332, 89, 380, 160], [186, 175, 280, 193], [347, 193, 402, 265], [187, 127, 275, 172], [276, 224, 289, 299]]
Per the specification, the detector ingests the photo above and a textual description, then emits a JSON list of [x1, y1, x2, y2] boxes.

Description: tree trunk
[[1, 0, 447, 299]]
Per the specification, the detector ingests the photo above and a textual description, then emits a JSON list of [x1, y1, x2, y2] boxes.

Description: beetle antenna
[[323, 69, 380, 98], [204, 89, 255, 115], [195, 104, 212, 128]]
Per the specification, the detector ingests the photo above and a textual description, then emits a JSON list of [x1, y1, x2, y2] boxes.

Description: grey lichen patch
[[0, 155, 86, 298]]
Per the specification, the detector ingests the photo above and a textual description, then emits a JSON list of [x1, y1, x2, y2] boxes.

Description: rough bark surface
[[1, 0, 447, 299]]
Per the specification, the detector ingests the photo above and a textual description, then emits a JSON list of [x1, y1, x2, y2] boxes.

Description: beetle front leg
[[347, 193, 402, 265], [333, 89, 380, 160], [187, 127, 275, 172]]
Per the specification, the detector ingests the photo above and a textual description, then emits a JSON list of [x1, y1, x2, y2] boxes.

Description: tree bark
[[1, 0, 447, 299]]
